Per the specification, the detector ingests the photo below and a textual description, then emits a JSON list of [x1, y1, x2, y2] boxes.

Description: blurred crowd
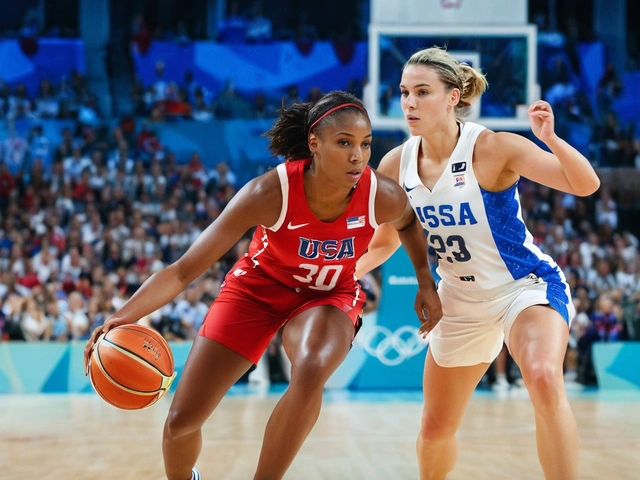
[[130, 62, 363, 124], [0, 72, 100, 125], [0, 112, 243, 345], [0, 99, 638, 388]]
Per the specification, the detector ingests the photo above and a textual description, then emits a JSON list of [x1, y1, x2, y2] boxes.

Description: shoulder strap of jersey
[[399, 136, 420, 189], [367, 167, 379, 229], [267, 163, 289, 231], [460, 121, 487, 159]]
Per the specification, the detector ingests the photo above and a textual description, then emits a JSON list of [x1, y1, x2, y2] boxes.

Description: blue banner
[[350, 247, 428, 389], [3, 334, 639, 393], [612, 72, 640, 123], [0, 39, 86, 96], [132, 40, 366, 99], [0, 341, 195, 394], [592, 342, 640, 390]]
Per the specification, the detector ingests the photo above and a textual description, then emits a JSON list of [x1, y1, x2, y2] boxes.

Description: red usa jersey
[[246, 159, 378, 291]]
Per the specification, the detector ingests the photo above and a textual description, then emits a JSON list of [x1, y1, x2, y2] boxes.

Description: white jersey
[[400, 121, 564, 291]]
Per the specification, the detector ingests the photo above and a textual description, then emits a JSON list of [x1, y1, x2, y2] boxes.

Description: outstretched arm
[[356, 145, 403, 279], [367, 170, 442, 334], [84, 170, 282, 369], [479, 101, 600, 196], [355, 223, 400, 279]]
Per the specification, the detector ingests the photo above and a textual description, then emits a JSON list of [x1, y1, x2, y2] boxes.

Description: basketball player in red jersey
[[84, 90, 442, 480]]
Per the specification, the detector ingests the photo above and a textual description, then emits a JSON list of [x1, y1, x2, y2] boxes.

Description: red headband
[[308, 103, 366, 133]]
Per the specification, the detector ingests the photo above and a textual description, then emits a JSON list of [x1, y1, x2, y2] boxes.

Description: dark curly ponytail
[[265, 90, 369, 161]]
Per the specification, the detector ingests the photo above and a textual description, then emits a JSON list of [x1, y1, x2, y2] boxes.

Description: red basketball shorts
[[198, 261, 365, 364]]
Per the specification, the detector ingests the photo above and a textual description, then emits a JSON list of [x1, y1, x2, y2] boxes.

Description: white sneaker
[[492, 379, 510, 392], [492, 374, 510, 392], [564, 370, 578, 382], [564, 380, 584, 392]]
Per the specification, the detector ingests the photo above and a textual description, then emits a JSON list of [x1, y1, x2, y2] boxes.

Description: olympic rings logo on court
[[356, 325, 428, 366]]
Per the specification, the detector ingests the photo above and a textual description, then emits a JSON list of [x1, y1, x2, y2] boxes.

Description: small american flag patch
[[346, 215, 366, 229]]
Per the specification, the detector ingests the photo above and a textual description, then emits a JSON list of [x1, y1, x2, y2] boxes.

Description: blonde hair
[[405, 46, 488, 117]]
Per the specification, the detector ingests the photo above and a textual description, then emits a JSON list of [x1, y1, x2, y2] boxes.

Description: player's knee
[[164, 407, 200, 441], [290, 354, 339, 388], [521, 362, 564, 408], [419, 411, 457, 444]]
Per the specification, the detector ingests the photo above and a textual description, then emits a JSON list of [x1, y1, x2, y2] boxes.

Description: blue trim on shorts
[[532, 262, 570, 323]]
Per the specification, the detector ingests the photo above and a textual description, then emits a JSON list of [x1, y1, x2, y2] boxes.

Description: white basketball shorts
[[427, 271, 575, 368]]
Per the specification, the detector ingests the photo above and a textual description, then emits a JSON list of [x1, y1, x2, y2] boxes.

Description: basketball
[[88, 324, 177, 410]]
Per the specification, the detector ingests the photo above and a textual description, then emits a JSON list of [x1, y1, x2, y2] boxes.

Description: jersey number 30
[[293, 264, 343, 290]]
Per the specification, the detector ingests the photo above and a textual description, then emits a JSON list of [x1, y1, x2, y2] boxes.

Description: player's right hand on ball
[[83, 318, 120, 376]]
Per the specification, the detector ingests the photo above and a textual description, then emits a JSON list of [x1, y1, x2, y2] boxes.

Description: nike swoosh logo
[[404, 184, 418, 192], [287, 222, 309, 230]]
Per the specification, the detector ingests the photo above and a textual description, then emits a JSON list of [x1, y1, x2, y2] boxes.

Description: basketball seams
[[115, 325, 174, 353], [90, 365, 158, 410], [99, 339, 172, 388], [108, 326, 174, 372], [101, 336, 173, 377], [93, 345, 164, 396]]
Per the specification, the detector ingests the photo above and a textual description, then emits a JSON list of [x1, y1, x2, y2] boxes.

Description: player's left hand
[[528, 100, 557, 143], [414, 285, 442, 338]]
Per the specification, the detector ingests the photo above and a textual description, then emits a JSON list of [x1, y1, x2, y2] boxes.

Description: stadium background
[[0, 0, 639, 395]]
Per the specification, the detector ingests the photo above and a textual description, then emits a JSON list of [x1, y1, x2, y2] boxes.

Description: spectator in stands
[[251, 93, 277, 119], [293, 9, 318, 43], [596, 63, 623, 120], [56, 77, 78, 119], [60, 245, 87, 282], [592, 295, 625, 341], [598, 112, 624, 166], [208, 161, 237, 191], [34, 79, 60, 119], [213, 79, 252, 119], [63, 147, 92, 182], [7, 84, 33, 120], [282, 85, 301, 108], [218, 0, 248, 44], [148, 61, 169, 106], [0, 162, 16, 211], [9, 244, 26, 279], [595, 186, 618, 230], [565, 297, 590, 384], [131, 13, 152, 55], [615, 253, 639, 297], [28, 125, 52, 168], [45, 298, 69, 341], [192, 90, 214, 122], [245, 1, 272, 43], [65, 291, 89, 340], [588, 258, 618, 295], [78, 95, 101, 127], [171, 283, 209, 340], [32, 245, 59, 284], [0, 80, 9, 118], [0, 124, 29, 175], [21, 295, 51, 341]]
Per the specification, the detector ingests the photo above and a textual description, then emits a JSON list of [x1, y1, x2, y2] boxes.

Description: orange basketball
[[89, 324, 177, 410]]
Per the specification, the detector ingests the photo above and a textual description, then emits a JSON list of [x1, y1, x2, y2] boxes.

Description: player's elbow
[[574, 176, 600, 197]]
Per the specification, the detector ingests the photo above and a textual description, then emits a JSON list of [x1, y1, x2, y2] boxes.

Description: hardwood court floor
[[1, 387, 638, 480]]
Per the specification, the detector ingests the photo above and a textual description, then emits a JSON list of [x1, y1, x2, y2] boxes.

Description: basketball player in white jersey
[[356, 47, 600, 480]]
